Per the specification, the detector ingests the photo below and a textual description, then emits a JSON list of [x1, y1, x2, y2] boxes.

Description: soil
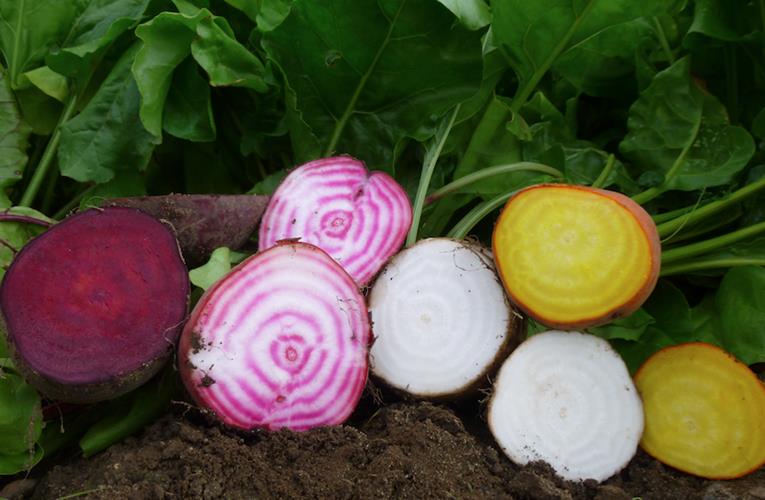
[[13, 396, 765, 500]]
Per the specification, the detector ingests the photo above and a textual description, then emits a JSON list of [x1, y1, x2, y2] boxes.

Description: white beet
[[488, 330, 644, 482], [368, 238, 518, 398]]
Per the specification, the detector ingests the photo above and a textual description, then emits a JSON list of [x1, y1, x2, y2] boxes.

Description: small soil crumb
[[33, 402, 765, 500]]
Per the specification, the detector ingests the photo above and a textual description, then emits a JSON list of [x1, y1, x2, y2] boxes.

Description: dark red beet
[[106, 194, 269, 267], [0, 207, 190, 403]]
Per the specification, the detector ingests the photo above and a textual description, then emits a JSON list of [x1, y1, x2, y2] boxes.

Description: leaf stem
[[19, 94, 78, 207], [406, 105, 460, 246], [52, 185, 96, 220], [656, 175, 765, 237], [661, 220, 765, 264], [425, 162, 562, 204], [591, 154, 615, 188], [630, 116, 702, 205], [652, 17, 675, 64], [0, 211, 52, 227], [660, 257, 765, 276], [448, 190, 515, 239], [324, 1, 405, 155]]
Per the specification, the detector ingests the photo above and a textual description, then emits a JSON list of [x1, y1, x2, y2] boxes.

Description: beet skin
[[0, 207, 190, 403]]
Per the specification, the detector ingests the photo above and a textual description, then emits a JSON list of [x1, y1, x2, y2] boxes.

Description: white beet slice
[[368, 238, 519, 398], [488, 331, 643, 482]]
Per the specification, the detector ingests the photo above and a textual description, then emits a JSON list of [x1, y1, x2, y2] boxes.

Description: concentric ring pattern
[[258, 156, 412, 285], [369, 238, 512, 397], [181, 242, 370, 431], [488, 331, 644, 482]]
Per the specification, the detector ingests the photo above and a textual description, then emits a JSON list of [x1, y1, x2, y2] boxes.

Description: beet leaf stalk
[[489, 331, 644, 482], [180, 241, 370, 431], [368, 238, 521, 399]]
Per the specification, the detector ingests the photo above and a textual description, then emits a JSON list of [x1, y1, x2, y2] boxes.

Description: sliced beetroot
[[258, 156, 412, 286], [179, 241, 370, 431], [368, 238, 520, 399], [107, 194, 269, 267], [0, 207, 189, 403]]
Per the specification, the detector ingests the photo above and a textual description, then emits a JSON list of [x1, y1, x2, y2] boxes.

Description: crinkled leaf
[[0, 371, 42, 474], [46, 0, 152, 80], [59, 44, 157, 184], [490, 0, 670, 94], [620, 57, 754, 192], [0, 0, 80, 88], [0, 70, 30, 192], [436, 0, 490, 30], [262, 0, 483, 171], [225, 0, 293, 31], [163, 57, 215, 142], [716, 266, 765, 365], [189, 246, 247, 290], [22, 66, 68, 102], [0, 207, 51, 281], [588, 308, 655, 341], [190, 16, 268, 91]]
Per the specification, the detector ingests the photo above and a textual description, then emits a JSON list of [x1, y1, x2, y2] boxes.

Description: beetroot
[[0, 207, 189, 403]]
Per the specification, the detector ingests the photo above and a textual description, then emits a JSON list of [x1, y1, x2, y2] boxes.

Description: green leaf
[[46, 0, 152, 80], [436, 0, 490, 30], [190, 16, 269, 91], [620, 57, 755, 192], [262, 0, 483, 170], [133, 10, 208, 137], [80, 171, 148, 209], [189, 246, 247, 290], [0, 371, 42, 474], [611, 327, 675, 374], [0, 70, 30, 193], [163, 57, 216, 142], [491, 0, 670, 107], [0, 0, 81, 88], [248, 169, 287, 195], [684, 0, 762, 46], [0, 207, 51, 281], [225, 0, 293, 31], [588, 308, 654, 341], [716, 266, 765, 365], [22, 66, 68, 102], [59, 44, 157, 184]]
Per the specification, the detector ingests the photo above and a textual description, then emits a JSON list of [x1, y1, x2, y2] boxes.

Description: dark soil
[[22, 400, 765, 500]]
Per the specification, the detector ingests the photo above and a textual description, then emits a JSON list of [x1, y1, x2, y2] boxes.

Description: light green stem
[[652, 17, 675, 64], [425, 162, 562, 204], [406, 105, 460, 246], [661, 258, 765, 276], [591, 154, 615, 189], [448, 191, 515, 240], [661, 220, 765, 264]]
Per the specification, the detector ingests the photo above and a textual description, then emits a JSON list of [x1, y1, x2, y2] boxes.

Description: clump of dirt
[[31, 402, 765, 499]]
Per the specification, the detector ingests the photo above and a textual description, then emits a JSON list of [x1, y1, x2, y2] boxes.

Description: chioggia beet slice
[[368, 238, 521, 399], [0, 207, 190, 403], [635, 342, 765, 479], [179, 241, 370, 431], [492, 184, 661, 329], [488, 331, 644, 482], [258, 156, 412, 286]]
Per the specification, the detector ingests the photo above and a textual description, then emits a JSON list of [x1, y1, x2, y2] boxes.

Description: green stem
[[324, 1, 405, 155], [591, 154, 615, 189], [661, 206, 741, 245], [19, 94, 78, 207], [631, 116, 702, 205], [509, 0, 597, 113], [455, 97, 514, 181], [656, 176, 765, 237], [652, 17, 675, 64], [661, 257, 765, 276], [652, 205, 693, 223], [448, 190, 515, 240], [661, 220, 765, 264], [40, 168, 60, 214], [52, 185, 95, 220], [406, 105, 460, 246], [425, 162, 562, 204]]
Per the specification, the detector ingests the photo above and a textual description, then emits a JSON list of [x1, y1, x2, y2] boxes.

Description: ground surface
[[16, 399, 765, 500]]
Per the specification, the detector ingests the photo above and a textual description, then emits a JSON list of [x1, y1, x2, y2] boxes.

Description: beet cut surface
[[0, 207, 190, 403]]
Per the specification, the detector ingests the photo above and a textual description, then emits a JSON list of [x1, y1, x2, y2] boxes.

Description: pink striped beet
[[179, 241, 370, 431], [258, 156, 412, 286]]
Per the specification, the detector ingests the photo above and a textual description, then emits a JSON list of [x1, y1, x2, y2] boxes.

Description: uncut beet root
[[106, 194, 269, 267], [0, 207, 190, 403]]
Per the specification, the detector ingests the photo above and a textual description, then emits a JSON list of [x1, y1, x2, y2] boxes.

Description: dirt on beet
[[20, 400, 764, 500]]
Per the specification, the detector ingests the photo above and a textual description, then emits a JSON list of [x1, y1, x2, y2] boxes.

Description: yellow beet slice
[[492, 184, 660, 329], [635, 342, 765, 479]]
